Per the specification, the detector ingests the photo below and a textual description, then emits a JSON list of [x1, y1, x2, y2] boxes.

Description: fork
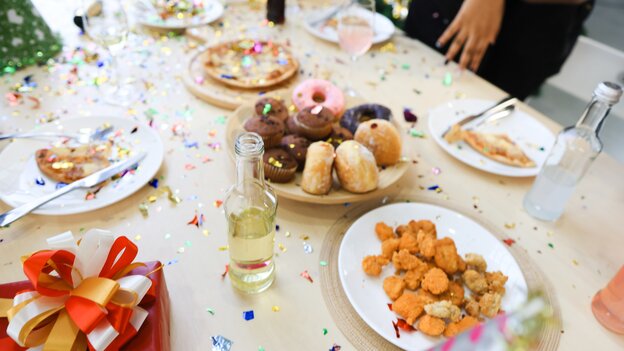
[[0, 126, 114, 144]]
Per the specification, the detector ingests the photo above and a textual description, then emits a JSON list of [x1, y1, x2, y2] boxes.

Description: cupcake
[[263, 148, 298, 183], [292, 105, 334, 140], [284, 116, 300, 136], [325, 124, 353, 148], [255, 97, 289, 122], [279, 135, 310, 170], [244, 116, 285, 148]]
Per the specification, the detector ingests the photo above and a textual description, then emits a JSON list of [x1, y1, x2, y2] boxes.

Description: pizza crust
[[35, 143, 112, 183]]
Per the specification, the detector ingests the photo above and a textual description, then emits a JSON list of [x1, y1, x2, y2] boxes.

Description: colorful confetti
[[243, 310, 255, 321], [504, 223, 516, 229], [329, 344, 341, 351], [320, 260, 328, 267], [272, 305, 280, 312], [148, 178, 159, 188], [221, 264, 229, 278], [34, 177, 45, 186], [214, 200, 223, 208], [323, 328, 328, 335], [503, 238, 516, 247], [548, 243, 554, 249], [300, 270, 313, 283], [443, 72, 453, 86], [403, 108, 418, 123], [303, 242, 313, 254], [206, 308, 215, 315], [211, 335, 232, 351], [409, 128, 425, 138]]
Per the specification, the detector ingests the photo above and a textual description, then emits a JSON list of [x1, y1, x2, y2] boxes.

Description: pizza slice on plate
[[35, 143, 112, 183]]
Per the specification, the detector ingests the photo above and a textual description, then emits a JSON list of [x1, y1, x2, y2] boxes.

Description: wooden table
[[1, 1, 623, 350]]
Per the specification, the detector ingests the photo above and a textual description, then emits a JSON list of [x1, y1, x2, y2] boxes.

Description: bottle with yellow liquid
[[224, 132, 277, 293]]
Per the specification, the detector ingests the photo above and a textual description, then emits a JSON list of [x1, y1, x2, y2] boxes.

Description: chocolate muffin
[[284, 116, 301, 136], [244, 116, 285, 148], [255, 97, 289, 122], [325, 124, 354, 148], [292, 105, 335, 140], [263, 148, 298, 183], [279, 135, 310, 170]]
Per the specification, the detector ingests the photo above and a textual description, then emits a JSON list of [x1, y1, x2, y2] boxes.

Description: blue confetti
[[329, 344, 342, 351], [166, 258, 179, 265], [35, 177, 45, 186], [427, 185, 440, 191], [55, 182, 68, 189], [220, 74, 235, 79], [184, 140, 199, 148], [211, 335, 233, 351], [243, 310, 254, 321], [96, 60, 105, 68], [277, 58, 288, 65], [275, 224, 280, 231], [148, 178, 159, 188]]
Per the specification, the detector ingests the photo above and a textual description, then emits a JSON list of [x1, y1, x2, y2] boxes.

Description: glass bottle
[[224, 132, 277, 293], [524, 82, 622, 221], [267, 0, 285, 24]]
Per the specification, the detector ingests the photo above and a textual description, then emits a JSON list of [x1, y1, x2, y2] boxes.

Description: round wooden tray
[[182, 50, 300, 110], [224, 90, 410, 205]]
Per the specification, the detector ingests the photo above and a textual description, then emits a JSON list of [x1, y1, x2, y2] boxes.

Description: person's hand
[[437, 0, 505, 71]]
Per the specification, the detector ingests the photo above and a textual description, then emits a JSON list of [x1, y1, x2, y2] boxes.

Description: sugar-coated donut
[[335, 140, 378, 194], [292, 79, 345, 117], [301, 141, 335, 195], [354, 120, 402, 166], [340, 103, 392, 134]]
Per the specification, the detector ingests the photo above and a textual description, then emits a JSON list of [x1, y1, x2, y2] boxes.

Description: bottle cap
[[595, 82, 622, 105]]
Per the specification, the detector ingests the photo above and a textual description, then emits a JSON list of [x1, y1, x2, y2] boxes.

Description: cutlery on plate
[[441, 96, 518, 138], [308, 0, 355, 27], [0, 152, 146, 227], [466, 104, 515, 130], [0, 126, 114, 144]]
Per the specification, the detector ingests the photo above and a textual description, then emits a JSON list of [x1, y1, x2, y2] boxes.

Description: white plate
[[303, 7, 395, 45], [428, 99, 556, 177], [0, 117, 164, 215], [338, 202, 528, 350], [135, 0, 224, 30]]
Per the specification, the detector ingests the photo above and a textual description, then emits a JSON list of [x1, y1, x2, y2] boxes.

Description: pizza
[[35, 143, 112, 183], [203, 40, 298, 89], [444, 124, 535, 168]]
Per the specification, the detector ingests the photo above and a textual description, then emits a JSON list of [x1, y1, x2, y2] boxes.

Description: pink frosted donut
[[292, 79, 345, 117]]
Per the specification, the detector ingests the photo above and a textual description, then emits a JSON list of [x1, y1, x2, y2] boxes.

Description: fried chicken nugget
[[434, 238, 461, 275], [362, 255, 390, 276], [409, 220, 437, 237], [439, 280, 464, 306], [422, 267, 449, 295], [417, 289, 439, 304], [418, 315, 446, 336], [403, 261, 429, 290], [464, 297, 480, 318], [381, 238, 400, 259], [383, 276, 406, 301], [443, 316, 480, 337], [399, 230, 419, 254], [395, 224, 409, 236], [375, 222, 395, 241], [479, 292, 503, 318], [424, 300, 462, 322], [462, 269, 488, 294], [417, 230, 436, 259], [485, 271, 508, 295], [392, 293, 427, 325], [465, 253, 487, 273], [392, 249, 425, 271]]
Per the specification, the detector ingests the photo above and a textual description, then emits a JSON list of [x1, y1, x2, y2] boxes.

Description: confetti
[[134, 235, 142, 241], [148, 178, 159, 188], [432, 167, 441, 175], [184, 140, 199, 149], [443, 72, 453, 86], [221, 264, 229, 278], [427, 185, 440, 191], [572, 259, 579, 266], [379, 42, 397, 53], [218, 246, 229, 251], [278, 243, 287, 252], [303, 242, 313, 254], [409, 129, 425, 138], [403, 108, 418, 123], [272, 305, 280, 312], [323, 328, 328, 335], [320, 260, 328, 267], [34, 177, 45, 186], [184, 240, 192, 247], [329, 344, 341, 351], [203, 230, 210, 236], [548, 243, 554, 249], [258, 347, 265, 351], [300, 270, 313, 283], [211, 335, 232, 351], [215, 116, 227, 125], [185, 163, 196, 170], [214, 200, 223, 208], [206, 308, 215, 315], [55, 182, 68, 189], [504, 223, 516, 229], [262, 103, 272, 115], [177, 247, 185, 254], [285, 231, 291, 238], [139, 202, 149, 217], [187, 214, 200, 227], [243, 310, 255, 321], [546, 230, 554, 236], [503, 238, 516, 247]]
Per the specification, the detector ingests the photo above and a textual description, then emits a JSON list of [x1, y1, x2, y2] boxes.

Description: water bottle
[[523, 82, 622, 221]]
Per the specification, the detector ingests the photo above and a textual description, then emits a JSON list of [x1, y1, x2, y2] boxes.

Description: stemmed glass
[[82, 0, 134, 106], [337, 0, 375, 97]]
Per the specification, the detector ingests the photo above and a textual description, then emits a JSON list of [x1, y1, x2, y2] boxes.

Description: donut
[[340, 103, 392, 134], [292, 79, 345, 117]]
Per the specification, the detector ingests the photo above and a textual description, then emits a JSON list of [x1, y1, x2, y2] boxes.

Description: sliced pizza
[[35, 143, 112, 183]]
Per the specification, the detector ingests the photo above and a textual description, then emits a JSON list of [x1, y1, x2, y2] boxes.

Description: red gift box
[[0, 261, 170, 351]]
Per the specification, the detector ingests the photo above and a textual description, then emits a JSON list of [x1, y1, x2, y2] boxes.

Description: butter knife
[[0, 152, 146, 227], [441, 96, 518, 138]]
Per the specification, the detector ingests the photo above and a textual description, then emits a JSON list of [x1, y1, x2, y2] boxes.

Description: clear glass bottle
[[524, 82, 622, 221], [224, 132, 277, 293]]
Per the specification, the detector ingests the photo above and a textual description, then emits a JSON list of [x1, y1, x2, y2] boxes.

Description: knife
[[441, 96, 518, 138], [0, 152, 146, 227]]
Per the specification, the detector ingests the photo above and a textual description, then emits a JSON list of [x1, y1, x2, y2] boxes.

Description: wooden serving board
[[225, 90, 410, 205]]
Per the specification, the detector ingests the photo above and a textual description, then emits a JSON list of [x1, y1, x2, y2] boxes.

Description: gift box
[[0, 231, 171, 351]]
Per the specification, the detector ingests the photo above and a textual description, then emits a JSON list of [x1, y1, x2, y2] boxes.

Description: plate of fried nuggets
[[339, 202, 527, 350]]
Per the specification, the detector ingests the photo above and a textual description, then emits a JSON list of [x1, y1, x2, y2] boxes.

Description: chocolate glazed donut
[[340, 104, 392, 134]]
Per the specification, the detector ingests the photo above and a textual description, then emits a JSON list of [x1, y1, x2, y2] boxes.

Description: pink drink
[[592, 265, 624, 334], [338, 17, 373, 57]]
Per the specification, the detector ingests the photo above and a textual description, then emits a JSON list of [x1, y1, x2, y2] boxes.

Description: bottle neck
[[236, 154, 264, 186], [576, 98, 612, 134]]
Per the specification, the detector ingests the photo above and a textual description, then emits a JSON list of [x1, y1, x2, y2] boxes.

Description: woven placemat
[[319, 195, 561, 350]]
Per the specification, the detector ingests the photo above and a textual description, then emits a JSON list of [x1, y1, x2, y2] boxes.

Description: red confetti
[[27, 96, 40, 109], [184, 164, 196, 170], [392, 320, 400, 338], [503, 238, 516, 247], [387, 303, 393, 311], [187, 214, 199, 227], [221, 264, 229, 279], [300, 270, 313, 283], [396, 319, 415, 332], [202, 156, 212, 163], [214, 200, 223, 208]]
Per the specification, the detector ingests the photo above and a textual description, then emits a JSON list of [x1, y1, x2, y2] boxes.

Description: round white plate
[[0, 117, 164, 215], [338, 202, 528, 350], [303, 7, 395, 45], [135, 0, 224, 30], [428, 99, 556, 177]]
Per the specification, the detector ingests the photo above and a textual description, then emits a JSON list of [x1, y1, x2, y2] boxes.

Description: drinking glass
[[592, 265, 624, 334], [337, 0, 375, 97], [82, 0, 134, 106]]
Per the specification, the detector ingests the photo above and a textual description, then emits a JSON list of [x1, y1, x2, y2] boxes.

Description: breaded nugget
[[381, 238, 400, 259], [417, 230, 436, 259], [439, 280, 465, 306], [434, 238, 461, 275], [464, 297, 480, 318], [362, 255, 389, 276], [422, 267, 449, 295], [375, 222, 395, 241], [409, 220, 437, 237], [383, 276, 406, 300], [392, 249, 425, 271], [418, 315, 446, 336], [462, 269, 488, 294], [424, 300, 461, 322], [485, 271, 508, 295], [392, 293, 427, 325], [417, 289, 439, 304], [465, 253, 487, 273], [479, 292, 502, 318], [443, 316, 480, 337], [399, 230, 419, 254], [395, 224, 409, 236], [403, 262, 428, 290], [457, 255, 467, 273]]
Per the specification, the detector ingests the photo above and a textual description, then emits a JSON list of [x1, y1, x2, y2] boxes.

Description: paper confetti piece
[[272, 305, 280, 312], [185, 164, 196, 170], [320, 261, 328, 267], [258, 347, 265, 351], [211, 335, 232, 351], [504, 223, 516, 229], [323, 328, 328, 335], [243, 310, 255, 321], [35, 177, 45, 186], [409, 129, 425, 138], [300, 270, 313, 283], [203, 230, 210, 236], [221, 264, 229, 278], [303, 242, 313, 254], [503, 238, 516, 247], [139, 202, 149, 217], [329, 344, 341, 351], [427, 185, 440, 191], [148, 178, 159, 188], [177, 247, 185, 254], [218, 246, 229, 251], [206, 308, 215, 315], [432, 167, 441, 175], [443, 72, 453, 86], [572, 259, 579, 266], [134, 235, 142, 241], [548, 243, 554, 249], [215, 116, 227, 125], [187, 214, 199, 227], [56, 182, 68, 189], [285, 231, 291, 238], [278, 243, 287, 252], [214, 200, 223, 208], [403, 108, 417, 123]]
